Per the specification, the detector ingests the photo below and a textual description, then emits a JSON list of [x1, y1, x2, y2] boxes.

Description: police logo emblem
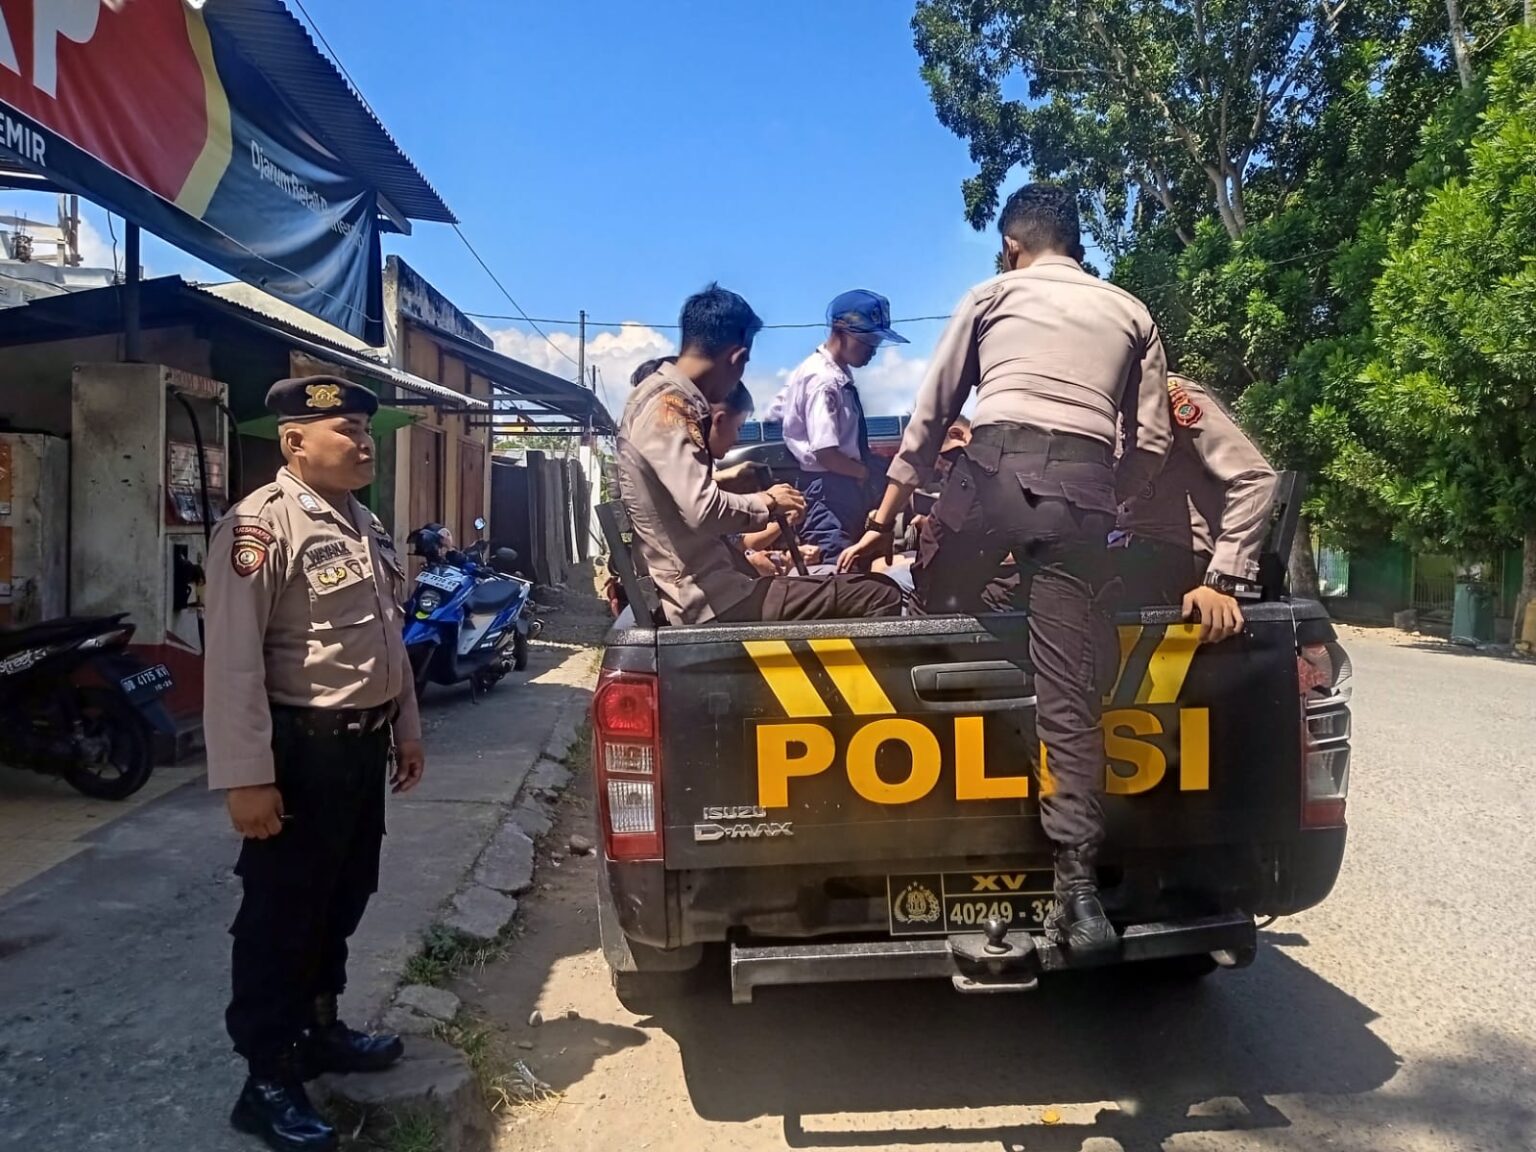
[[231, 524, 275, 578], [305, 382, 343, 410], [892, 882, 942, 926]]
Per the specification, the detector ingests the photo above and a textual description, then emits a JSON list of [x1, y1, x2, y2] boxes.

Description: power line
[[461, 312, 957, 331], [451, 224, 580, 368], [288, 0, 579, 368]]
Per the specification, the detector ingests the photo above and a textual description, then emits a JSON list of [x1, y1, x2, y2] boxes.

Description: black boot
[[303, 993, 404, 1076], [230, 1054, 338, 1152], [1045, 846, 1119, 955]]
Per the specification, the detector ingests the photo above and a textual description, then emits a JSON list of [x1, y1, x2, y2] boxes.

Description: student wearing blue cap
[[767, 289, 907, 563]]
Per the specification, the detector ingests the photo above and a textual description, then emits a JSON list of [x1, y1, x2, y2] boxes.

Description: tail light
[[592, 669, 663, 860], [1298, 642, 1352, 828]]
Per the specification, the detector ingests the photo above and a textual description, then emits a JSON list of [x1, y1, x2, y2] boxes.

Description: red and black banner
[[0, 0, 383, 343]]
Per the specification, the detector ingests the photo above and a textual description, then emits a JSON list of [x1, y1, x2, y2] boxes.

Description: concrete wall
[[0, 432, 69, 624]]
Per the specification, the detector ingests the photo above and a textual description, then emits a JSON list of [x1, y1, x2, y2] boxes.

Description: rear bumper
[[728, 912, 1256, 1004]]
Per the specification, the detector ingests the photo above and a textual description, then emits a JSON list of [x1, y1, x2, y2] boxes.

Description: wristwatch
[[865, 513, 894, 536], [1203, 570, 1261, 600]]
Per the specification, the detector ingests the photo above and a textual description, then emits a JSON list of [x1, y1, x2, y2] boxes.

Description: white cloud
[[75, 215, 118, 273], [490, 322, 675, 412], [851, 347, 931, 416]]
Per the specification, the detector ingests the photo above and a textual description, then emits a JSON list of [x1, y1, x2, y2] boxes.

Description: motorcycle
[[0, 614, 176, 800], [404, 519, 540, 698]]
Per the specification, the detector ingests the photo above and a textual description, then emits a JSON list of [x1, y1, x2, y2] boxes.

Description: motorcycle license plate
[[886, 871, 1056, 937], [416, 569, 461, 593], [121, 664, 173, 704]]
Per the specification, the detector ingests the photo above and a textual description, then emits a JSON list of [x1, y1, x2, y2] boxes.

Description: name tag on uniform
[[305, 556, 370, 596]]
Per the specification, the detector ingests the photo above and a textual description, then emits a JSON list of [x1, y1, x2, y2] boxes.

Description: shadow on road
[[638, 939, 1399, 1151]]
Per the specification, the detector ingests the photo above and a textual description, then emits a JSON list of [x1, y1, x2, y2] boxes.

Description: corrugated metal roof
[[410, 319, 617, 434], [207, 0, 454, 224]]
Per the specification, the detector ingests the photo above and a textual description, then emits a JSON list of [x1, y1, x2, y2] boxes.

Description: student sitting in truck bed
[[617, 284, 902, 625]]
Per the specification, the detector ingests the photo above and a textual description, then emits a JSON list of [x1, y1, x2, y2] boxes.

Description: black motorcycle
[[0, 614, 176, 800]]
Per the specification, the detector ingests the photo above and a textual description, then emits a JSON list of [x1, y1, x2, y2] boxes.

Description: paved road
[[467, 627, 1536, 1152]]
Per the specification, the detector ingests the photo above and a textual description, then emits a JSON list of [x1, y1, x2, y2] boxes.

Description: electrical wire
[[461, 312, 956, 331], [288, 0, 581, 371]]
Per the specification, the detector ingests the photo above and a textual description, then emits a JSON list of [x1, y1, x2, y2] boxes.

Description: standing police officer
[[768, 290, 908, 564], [205, 376, 425, 1152], [841, 185, 1172, 954]]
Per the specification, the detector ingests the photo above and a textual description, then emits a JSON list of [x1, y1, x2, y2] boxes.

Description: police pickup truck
[[590, 473, 1351, 1005]]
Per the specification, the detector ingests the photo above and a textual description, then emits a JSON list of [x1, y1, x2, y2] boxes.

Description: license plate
[[416, 569, 461, 593], [121, 664, 173, 702], [887, 871, 1056, 937]]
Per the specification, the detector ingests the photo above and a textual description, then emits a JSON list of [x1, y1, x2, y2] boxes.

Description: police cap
[[265, 375, 380, 423]]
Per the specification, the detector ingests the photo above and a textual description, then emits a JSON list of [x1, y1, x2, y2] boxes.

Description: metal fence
[[1413, 552, 1510, 617]]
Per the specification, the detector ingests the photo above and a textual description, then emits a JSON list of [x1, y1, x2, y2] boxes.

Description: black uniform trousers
[[717, 571, 905, 622], [226, 706, 390, 1073], [1113, 537, 1207, 607], [914, 424, 1120, 851]]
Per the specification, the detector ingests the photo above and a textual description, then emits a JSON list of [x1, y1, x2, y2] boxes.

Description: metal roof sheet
[[207, 0, 454, 223]]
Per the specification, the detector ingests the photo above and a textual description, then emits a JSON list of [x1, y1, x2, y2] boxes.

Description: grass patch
[[374, 1108, 442, 1152], [437, 1012, 561, 1116], [401, 924, 515, 989], [561, 718, 592, 772]]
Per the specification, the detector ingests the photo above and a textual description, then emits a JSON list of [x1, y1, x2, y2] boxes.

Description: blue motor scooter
[[403, 519, 539, 698]]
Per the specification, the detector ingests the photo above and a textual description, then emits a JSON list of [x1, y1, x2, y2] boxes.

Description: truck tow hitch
[[950, 917, 1041, 994]]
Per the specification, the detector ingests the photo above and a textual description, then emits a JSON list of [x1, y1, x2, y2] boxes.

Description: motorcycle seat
[[0, 614, 127, 655], [466, 579, 522, 614]]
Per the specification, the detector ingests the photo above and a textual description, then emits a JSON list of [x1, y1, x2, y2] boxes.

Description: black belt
[[271, 701, 397, 739], [970, 422, 1113, 465]]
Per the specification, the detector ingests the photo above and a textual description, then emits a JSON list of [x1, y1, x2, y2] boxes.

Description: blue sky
[[7, 0, 1012, 415]]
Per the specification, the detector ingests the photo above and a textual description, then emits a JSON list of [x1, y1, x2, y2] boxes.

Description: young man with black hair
[[619, 284, 901, 625], [841, 184, 1172, 954]]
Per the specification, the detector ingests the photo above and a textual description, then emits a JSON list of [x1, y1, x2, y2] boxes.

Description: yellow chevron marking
[[743, 640, 829, 718], [1136, 623, 1203, 703], [174, 9, 233, 218], [1111, 624, 1143, 699], [808, 638, 895, 716]]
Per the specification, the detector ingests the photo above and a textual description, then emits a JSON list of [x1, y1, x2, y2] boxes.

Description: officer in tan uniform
[[1115, 374, 1277, 643], [842, 184, 1171, 955], [619, 283, 903, 624], [204, 375, 423, 1152]]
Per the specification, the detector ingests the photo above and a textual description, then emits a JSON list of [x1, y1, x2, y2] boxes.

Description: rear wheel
[[1133, 953, 1220, 981], [512, 629, 529, 672], [62, 687, 153, 801], [409, 646, 433, 699]]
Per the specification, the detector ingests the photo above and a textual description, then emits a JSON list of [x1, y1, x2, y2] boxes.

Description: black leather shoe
[[1045, 846, 1119, 955], [303, 993, 405, 1076], [305, 1020, 405, 1075], [229, 1076, 338, 1151]]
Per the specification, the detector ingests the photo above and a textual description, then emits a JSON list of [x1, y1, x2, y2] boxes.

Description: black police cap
[[265, 375, 380, 423]]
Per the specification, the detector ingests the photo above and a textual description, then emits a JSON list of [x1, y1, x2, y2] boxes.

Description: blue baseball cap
[[826, 289, 908, 346]]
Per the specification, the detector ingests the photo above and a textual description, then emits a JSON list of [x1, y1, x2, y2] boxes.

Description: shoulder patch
[[231, 524, 275, 578], [658, 392, 706, 451], [1169, 382, 1203, 428]]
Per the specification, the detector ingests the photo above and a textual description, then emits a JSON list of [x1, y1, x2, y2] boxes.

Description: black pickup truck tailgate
[[652, 605, 1304, 870]]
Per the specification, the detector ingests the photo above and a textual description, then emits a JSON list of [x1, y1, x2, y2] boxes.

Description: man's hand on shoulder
[[227, 785, 285, 839]]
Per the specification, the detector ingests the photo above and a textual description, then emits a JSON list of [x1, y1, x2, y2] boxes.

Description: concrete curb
[[324, 672, 591, 1147]]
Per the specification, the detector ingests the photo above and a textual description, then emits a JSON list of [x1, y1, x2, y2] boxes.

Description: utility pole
[[577, 309, 587, 388]]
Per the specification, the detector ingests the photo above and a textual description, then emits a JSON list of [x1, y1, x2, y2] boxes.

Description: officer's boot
[[230, 1049, 338, 1152], [1045, 845, 1119, 955], [303, 993, 404, 1076]]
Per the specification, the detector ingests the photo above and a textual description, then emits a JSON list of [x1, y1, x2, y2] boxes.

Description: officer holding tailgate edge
[[204, 376, 423, 1152], [841, 184, 1172, 955], [620, 283, 903, 624], [770, 290, 908, 563], [1115, 374, 1278, 643]]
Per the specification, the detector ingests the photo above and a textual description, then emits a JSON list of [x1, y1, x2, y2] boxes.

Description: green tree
[[1363, 28, 1536, 636]]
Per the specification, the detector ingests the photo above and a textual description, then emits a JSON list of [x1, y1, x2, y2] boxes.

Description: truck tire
[[596, 866, 702, 1013], [1135, 953, 1220, 981]]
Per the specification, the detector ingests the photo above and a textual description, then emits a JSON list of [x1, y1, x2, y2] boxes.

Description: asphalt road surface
[[462, 626, 1536, 1152]]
